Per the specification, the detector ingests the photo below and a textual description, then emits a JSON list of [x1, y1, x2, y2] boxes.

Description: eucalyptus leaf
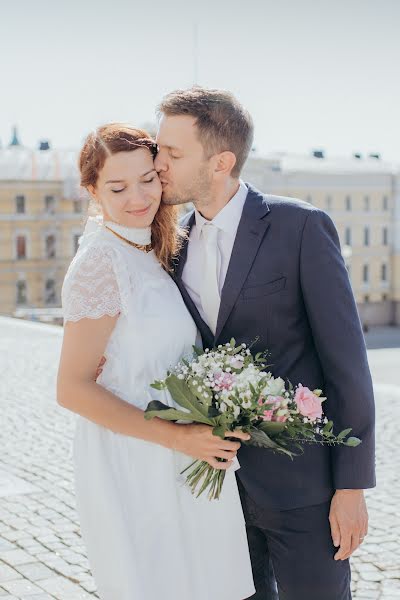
[[337, 428, 352, 441], [345, 436, 362, 447]]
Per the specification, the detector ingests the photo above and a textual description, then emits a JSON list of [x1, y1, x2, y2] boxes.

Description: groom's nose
[[154, 150, 167, 173]]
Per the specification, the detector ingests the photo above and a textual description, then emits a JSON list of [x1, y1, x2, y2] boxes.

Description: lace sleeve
[[62, 244, 130, 323]]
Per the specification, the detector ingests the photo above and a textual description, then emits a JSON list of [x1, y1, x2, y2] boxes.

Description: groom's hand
[[94, 356, 106, 380], [174, 424, 250, 469], [329, 489, 368, 561]]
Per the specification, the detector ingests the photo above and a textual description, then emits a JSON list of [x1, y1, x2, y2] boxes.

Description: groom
[[154, 86, 375, 600]]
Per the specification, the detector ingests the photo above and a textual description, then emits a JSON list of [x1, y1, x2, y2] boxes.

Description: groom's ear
[[212, 151, 237, 177]]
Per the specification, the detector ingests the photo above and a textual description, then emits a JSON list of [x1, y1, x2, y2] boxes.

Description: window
[[364, 295, 370, 303], [381, 264, 387, 282], [73, 200, 82, 213], [326, 195, 332, 211], [364, 196, 370, 211], [45, 279, 57, 305], [45, 195, 56, 214], [382, 294, 388, 301], [364, 227, 370, 246], [16, 281, 27, 305], [16, 236, 27, 259], [345, 227, 352, 246], [345, 195, 351, 211], [73, 234, 81, 254], [45, 235, 56, 259], [383, 196, 389, 211], [363, 265, 369, 283], [16, 195, 25, 214], [383, 227, 388, 246]]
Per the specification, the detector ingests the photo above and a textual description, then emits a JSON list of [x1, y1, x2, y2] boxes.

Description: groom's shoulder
[[246, 183, 315, 214], [245, 183, 330, 224]]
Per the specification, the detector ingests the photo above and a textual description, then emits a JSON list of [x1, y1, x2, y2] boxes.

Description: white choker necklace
[[103, 220, 152, 246]]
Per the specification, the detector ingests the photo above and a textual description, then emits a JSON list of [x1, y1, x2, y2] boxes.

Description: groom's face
[[155, 115, 212, 206]]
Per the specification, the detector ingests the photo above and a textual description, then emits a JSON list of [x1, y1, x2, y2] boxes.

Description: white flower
[[263, 377, 286, 397], [177, 374, 185, 380], [220, 402, 227, 413], [233, 405, 240, 419]]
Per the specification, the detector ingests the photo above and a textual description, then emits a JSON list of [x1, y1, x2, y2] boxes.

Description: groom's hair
[[157, 86, 254, 178]]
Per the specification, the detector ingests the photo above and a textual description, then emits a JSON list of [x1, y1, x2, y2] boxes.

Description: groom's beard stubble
[[161, 169, 212, 209]]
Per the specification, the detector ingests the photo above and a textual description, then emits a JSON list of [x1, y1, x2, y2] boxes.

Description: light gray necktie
[[200, 222, 221, 335]]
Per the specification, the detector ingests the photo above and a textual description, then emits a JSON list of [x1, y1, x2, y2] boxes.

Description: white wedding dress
[[61, 217, 255, 600]]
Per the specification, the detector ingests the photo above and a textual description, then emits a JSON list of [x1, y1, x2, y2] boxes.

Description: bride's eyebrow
[[140, 169, 157, 177], [105, 169, 156, 185]]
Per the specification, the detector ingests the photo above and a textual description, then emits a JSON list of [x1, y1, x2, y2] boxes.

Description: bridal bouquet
[[145, 339, 361, 500]]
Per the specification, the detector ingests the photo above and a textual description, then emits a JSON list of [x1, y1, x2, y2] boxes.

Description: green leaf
[[246, 427, 294, 458], [165, 374, 211, 423], [337, 428, 352, 441], [212, 425, 226, 439], [323, 420, 334, 434], [192, 345, 204, 356], [144, 400, 195, 422], [345, 436, 362, 447], [259, 421, 287, 436], [150, 380, 166, 390]]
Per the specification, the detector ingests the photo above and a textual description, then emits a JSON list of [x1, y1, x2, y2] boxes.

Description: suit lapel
[[175, 185, 271, 347], [215, 186, 271, 340]]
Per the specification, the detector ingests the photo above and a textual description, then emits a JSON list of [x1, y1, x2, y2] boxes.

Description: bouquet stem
[[180, 460, 227, 500]]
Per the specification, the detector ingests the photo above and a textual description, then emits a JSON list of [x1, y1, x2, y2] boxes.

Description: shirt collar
[[194, 180, 248, 239]]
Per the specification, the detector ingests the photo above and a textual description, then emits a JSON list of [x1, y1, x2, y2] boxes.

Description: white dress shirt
[[182, 180, 248, 327]]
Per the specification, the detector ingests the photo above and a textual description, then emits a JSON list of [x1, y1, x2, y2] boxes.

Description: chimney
[[312, 150, 325, 159], [39, 140, 51, 151]]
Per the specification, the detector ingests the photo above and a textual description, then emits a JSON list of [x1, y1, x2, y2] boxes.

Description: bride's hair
[[79, 123, 183, 271]]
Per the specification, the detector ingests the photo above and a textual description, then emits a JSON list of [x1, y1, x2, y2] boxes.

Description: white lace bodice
[[61, 220, 198, 408]]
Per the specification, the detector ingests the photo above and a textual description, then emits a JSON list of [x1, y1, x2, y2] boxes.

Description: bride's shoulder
[[63, 224, 129, 295]]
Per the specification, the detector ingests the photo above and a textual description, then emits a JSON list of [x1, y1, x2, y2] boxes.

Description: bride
[[56, 123, 255, 600]]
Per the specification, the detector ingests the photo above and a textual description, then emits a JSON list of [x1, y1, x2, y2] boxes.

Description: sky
[[1, 0, 399, 161]]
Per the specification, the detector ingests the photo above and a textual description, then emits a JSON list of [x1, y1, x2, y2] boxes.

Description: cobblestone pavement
[[0, 316, 399, 599]]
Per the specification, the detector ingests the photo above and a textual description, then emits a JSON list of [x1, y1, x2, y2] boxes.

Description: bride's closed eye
[[112, 188, 125, 194]]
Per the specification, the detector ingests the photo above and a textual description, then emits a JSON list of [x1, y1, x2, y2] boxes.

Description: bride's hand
[[173, 424, 250, 470]]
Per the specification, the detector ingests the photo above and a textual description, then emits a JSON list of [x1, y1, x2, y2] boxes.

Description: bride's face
[[90, 149, 162, 228]]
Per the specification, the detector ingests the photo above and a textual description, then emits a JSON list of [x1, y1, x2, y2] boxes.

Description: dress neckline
[[103, 220, 151, 245]]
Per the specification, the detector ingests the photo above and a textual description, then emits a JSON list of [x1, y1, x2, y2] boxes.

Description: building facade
[[242, 152, 400, 326], [1, 130, 399, 326], [0, 130, 86, 318]]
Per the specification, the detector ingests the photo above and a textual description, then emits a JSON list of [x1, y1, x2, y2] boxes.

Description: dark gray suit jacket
[[174, 183, 376, 510]]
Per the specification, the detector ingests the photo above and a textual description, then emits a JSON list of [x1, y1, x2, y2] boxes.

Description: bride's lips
[[126, 206, 151, 217]]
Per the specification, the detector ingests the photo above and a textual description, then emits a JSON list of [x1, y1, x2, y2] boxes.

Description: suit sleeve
[[299, 209, 376, 489]]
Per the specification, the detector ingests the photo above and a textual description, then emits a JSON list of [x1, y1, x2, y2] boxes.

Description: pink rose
[[261, 396, 288, 422], [273, 414, 288, 423], [262, 409, 274, 421], [294, 385, 323, 421]]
